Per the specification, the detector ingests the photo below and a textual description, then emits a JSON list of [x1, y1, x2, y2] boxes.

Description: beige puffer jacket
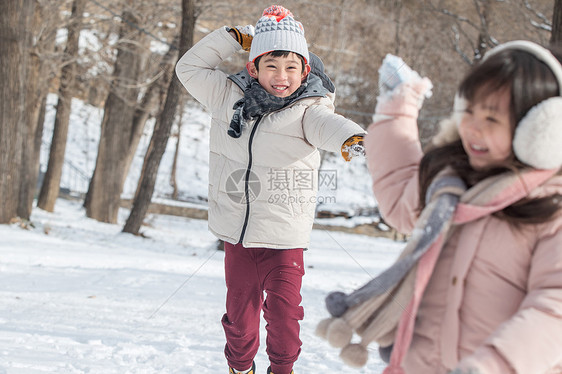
[[175, 27, 365, 249]]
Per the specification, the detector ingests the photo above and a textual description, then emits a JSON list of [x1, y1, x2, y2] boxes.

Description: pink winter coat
[[364, 83, 562, 374]]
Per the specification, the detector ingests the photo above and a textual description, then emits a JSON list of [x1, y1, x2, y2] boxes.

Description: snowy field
[[0, 199, 402, 373], [10, 76, 391, 373]]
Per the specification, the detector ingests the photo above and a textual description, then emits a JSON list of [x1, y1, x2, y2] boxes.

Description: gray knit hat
[[249, 5, 309, 63]]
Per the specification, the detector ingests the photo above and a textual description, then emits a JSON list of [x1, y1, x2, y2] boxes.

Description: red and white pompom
[[262, 5, 293, 21]]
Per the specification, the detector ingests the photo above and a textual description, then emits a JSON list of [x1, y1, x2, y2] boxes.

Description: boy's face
[[246, 52, 311, 98]]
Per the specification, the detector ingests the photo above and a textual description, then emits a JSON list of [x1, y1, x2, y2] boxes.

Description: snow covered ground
[[13, 72, 391, 373], [0, 199, 402, 373]]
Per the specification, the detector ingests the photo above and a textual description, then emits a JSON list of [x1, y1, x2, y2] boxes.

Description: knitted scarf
[[227, 52, 333, 138], [228, 79, 307, 138], [315, 167, 557, 372]]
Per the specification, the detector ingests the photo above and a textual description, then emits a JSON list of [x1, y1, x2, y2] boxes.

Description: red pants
[[222, 242, 304, 374]]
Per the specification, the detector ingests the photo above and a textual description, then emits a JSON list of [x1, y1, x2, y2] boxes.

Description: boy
[[175, 5, 366, 374]]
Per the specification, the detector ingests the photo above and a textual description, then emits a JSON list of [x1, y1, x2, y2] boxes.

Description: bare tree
[[123, 0, 196, 235], [17, 0, 60, 219], [120, 35, 182, 192], [553, 0, 562, 45], [0, 0, 33, 223], [170, 98, 185, 200], [38, 0, 86, 212], [2, 0, 554, 225], [426, 0, 496, 65], [85, 0, 148, 223]]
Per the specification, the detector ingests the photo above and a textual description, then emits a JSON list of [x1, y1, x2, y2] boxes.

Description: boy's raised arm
[[175, 27, 242, 110]]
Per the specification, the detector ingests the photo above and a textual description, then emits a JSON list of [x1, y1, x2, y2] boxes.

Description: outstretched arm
[[302, 104, 366, 156], [364, 54, 433, 234]]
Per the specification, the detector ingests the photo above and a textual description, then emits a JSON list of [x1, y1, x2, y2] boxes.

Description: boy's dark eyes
[[265, 65, 298, 70]]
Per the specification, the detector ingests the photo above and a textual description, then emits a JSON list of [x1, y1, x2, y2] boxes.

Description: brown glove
[[341, 135, 365, 161], [229, 25, 255, 52]]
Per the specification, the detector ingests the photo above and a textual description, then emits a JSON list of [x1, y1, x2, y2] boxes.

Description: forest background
[[0, 0, 561, 231]]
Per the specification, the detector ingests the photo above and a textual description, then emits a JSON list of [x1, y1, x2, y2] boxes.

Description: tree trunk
[[17, 1, 59, 219], [18, 2, 44, 218], [85, 1, 146, 224], [37, 0, 85, 213], [170, 103, 184, 200], [0, 0, 33, 223], [123, 0, 196, 234], [120, 36, 181, 190], [552, 0, 562, 45]]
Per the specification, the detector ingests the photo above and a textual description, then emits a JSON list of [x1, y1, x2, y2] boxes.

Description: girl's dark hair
[[254, 50, 307, 72], [419, 45, 562, 224]]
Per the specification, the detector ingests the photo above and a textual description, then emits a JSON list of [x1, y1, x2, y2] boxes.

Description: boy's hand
[[229, 25, 255, 51], [341, 135, 365, 161]]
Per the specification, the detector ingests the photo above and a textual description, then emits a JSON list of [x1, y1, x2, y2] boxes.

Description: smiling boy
[[247, 51, 310, 97], [175, 5, 365, 374]]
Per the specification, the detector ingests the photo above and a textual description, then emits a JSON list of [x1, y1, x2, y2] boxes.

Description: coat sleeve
[[457, 224, 562, 374], [363, 83, 427, 234], [175, 27, 242, 111], [301, 101, 366, 154]]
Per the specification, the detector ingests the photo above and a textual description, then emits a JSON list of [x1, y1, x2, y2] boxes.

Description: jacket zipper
[[238, 115, 263, 244]]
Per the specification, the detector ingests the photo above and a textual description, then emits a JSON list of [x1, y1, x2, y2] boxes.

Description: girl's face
[[458, 88, 514, 170], [247, 52, 310, 98]]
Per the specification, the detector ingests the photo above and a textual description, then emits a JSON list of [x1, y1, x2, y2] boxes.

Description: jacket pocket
[[208, 151, 225, 201], [288, 188, 317, 219]]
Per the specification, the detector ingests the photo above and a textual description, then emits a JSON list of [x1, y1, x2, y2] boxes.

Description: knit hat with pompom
[[249, 5, 309, 63]]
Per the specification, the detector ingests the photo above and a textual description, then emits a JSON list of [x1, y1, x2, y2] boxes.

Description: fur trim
[[431, 93, 464, 147], [431, 115, 460, 147], [452, 94, 468, 127]]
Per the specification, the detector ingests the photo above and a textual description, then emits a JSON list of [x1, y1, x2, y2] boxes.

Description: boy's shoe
[[266, 367, 294, 374], [229, 361, 255, 374]]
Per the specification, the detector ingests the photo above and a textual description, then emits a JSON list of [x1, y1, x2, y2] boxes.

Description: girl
[[364, 41, 562, 373]]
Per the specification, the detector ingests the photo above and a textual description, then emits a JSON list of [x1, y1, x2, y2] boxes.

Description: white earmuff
[[483, 41, 562, 170], [512, 97, 562, 169]]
